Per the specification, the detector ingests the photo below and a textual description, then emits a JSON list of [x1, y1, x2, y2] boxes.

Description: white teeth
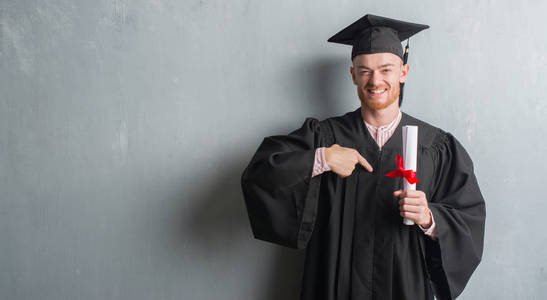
[[369, 89, 386, 93]]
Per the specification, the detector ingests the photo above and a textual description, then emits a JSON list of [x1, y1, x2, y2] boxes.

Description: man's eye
[[382, 69, 391, 73], [360, 71, 371, 75]]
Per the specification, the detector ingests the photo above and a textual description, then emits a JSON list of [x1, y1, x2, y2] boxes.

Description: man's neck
[[361, 103, 400, 127]]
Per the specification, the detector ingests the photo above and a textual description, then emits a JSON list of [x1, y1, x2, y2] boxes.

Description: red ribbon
[[385, 155, 420, 184]]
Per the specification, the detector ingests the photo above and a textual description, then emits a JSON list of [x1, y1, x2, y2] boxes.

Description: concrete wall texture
[[1, 0, 546, 299]]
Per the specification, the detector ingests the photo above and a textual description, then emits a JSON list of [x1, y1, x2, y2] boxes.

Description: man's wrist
[[321, 146, 331, 171], [420, 208, 433, 229]]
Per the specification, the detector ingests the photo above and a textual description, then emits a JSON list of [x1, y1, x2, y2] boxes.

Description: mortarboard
[[328, 14, 429, 105], [327, 14, 429, 61]]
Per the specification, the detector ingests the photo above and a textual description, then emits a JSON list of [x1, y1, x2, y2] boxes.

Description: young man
[[241, 14, 486, 300]]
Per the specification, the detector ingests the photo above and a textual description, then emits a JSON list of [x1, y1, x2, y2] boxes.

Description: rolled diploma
[[402, 125, 418, 226]]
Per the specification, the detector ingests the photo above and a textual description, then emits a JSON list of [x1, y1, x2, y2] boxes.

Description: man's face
[[350, 52, 409, 111]]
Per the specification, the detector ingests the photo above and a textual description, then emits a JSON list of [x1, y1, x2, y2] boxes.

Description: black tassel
[[399, 39, 409, 106]]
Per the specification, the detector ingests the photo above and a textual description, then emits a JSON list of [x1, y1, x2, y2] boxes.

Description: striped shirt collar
[[363, 110, 402, 148], [364, 110, 402, 131]]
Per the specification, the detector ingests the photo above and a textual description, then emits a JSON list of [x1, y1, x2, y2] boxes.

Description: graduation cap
[[328, 14, 429, 105]]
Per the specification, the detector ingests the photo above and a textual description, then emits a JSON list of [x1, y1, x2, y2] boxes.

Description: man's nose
[[368, 70, 383, 86]]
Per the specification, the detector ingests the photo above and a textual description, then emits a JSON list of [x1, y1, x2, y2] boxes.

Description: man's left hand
[[393, 190, 432, 228]]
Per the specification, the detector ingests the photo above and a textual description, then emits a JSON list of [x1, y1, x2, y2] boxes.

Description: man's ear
[[400, 63, 410, 83]]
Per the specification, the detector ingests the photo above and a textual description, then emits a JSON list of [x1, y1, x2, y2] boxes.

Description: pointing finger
[[357, 152, 373, 172]]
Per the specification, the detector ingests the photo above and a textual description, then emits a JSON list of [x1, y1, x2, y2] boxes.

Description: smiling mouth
[[367, 88, 387, 95]]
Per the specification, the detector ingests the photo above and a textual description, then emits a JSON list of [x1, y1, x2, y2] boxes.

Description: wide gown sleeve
[[240, 118, 327, 249], [426, 132, 486, 300]]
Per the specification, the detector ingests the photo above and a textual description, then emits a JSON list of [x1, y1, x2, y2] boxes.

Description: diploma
[[402, 125, 418, 226]]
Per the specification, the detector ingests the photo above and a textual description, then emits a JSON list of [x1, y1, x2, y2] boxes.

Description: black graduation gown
[[241, 107, 486, 300]]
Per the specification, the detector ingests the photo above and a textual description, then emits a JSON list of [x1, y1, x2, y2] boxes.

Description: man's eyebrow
[[356, 63, 396, 69], [379, 63, 396, 68]]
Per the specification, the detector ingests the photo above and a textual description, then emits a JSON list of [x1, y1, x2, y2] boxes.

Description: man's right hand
[[324, 144, 373, 177]]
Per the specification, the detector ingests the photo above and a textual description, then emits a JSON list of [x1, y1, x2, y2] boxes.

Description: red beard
[[357, 84, 400, 110]]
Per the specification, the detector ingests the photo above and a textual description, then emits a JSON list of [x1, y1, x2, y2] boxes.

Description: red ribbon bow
[[385, 155, 420, 184]]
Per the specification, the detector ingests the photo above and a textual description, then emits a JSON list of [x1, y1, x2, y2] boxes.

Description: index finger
[[398, 197, 423, 206], [356, 152, 373, 172]]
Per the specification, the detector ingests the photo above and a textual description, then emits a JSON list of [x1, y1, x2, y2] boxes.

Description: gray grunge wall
[[1, 0, 545, 299]]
